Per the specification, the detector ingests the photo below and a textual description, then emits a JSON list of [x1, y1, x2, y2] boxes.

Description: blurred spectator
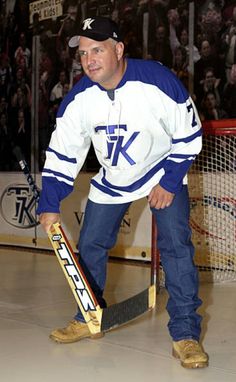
[[195, 39, 217, 79], [0, 111, 13, 170], [8, 71, 31, 150], [3, 12, 19, 60], [221, 5, 236, 82], [14, 32, 31, 69], [13, 107, 31, 164], [0, 52, 12, 98], [124, 29, 143, 58], [178, 27, 200, 63], [171, 45, 189, 90], [70, 48, 83, 86], [118, 4, 142, 58], [150, 23, 173, 67], [39, 48, 53, 75], [194, 39, 225, 106], [57, 47, 72, 73], [50, 69, 69, 103], [39, 48, 55, 95], [199, 90, 228, 120], [0, 6, 6, 50], [13, 0, 30, 34], [57, 4, 80, 51], [16, 54, 31, 84], [30, 12, 45, 36], [11, 83, 31, 111], [199, 4, 223, 51], [222, 0, 236, 24], [222, 63, 236, 118], [0, 95, 8, 115], [168, 8, 200, 64], [62, 82, 70, 98], [197, 66, 222, 107], [8, 66, 30, 102], [175, 0, 189, 24]]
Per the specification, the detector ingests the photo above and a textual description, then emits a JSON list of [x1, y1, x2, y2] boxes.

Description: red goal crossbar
[[202, 119, 236, 135]]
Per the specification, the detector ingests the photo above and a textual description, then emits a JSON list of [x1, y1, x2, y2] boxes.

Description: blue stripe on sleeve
[[172, 129, 202, 144], [47, 147, 77, 163], [43, 168, 74, 183], [168, 154, 196, 159]]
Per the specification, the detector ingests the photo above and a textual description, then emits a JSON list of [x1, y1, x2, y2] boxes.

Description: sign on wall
[[29, 0, 63, 24]]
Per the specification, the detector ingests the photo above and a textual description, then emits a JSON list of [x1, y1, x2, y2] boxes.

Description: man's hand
[[39, 212, 60, 233], [148, 184, 174, 209]]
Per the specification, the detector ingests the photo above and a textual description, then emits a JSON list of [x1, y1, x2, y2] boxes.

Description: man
[[194, 39, 225, 108], [37, 16, 208, 369], [50, 69, 68, 103]]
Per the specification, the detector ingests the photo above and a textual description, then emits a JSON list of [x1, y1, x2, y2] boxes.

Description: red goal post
[[152, 119, 236, 285]]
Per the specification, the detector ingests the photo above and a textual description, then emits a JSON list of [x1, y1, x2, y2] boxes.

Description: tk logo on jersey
[[95, 124, 140, 166]]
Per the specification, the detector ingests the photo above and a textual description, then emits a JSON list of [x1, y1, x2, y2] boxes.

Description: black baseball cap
[[68, 16, 122, 48]]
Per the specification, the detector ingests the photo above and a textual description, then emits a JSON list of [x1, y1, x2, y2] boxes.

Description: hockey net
[[157, 119, 236, 284]]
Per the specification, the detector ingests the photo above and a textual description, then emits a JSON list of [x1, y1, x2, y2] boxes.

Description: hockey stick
[[49, 223, 156, 333], [14, 147, 156, 334], [13, 146, 40, 202]]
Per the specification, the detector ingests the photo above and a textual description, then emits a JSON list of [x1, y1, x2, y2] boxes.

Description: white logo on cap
[[82, 18, 95, 30]]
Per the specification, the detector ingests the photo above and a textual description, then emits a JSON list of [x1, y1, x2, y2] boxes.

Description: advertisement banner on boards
[[0, 172, 152, 260]]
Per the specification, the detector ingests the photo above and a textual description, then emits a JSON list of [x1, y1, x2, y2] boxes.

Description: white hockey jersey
[[37, 58, 202, 213]]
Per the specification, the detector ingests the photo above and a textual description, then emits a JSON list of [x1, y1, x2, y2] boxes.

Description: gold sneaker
[[49, 320, 104, 344], [172, 339, 209, 369]]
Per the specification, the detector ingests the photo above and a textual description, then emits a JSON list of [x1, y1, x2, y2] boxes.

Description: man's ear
[[115, 42, 125, 60]]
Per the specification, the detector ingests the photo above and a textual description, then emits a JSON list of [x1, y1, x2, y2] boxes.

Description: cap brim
[[68, 36, 80, 48], [68, 32, 112, 48]]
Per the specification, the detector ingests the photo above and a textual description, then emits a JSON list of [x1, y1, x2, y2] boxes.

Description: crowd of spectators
[[0, 0, 236, 171]]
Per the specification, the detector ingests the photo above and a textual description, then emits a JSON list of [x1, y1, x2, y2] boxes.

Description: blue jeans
[[74, 186, 202, 341]]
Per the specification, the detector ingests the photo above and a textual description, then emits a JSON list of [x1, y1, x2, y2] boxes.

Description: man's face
[[180, 29, 188, 46], [0, 113, 7, 126], [18, 111, 24, 123], [155, 26, 166, 43], [205, 70, 215, 86], [59, 71, 66, 84], [233, 6, 236, 21], [78, 37, 124, 89], [175, 48, 184, 64], [206, 93, 216, 108], [201, 41, 211, 58]]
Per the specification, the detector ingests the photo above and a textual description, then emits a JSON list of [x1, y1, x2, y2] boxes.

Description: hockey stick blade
[[15, 152, 156, 334]]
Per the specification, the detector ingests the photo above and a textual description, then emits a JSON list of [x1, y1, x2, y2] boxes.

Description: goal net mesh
[[159, 120, 236, 284]]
